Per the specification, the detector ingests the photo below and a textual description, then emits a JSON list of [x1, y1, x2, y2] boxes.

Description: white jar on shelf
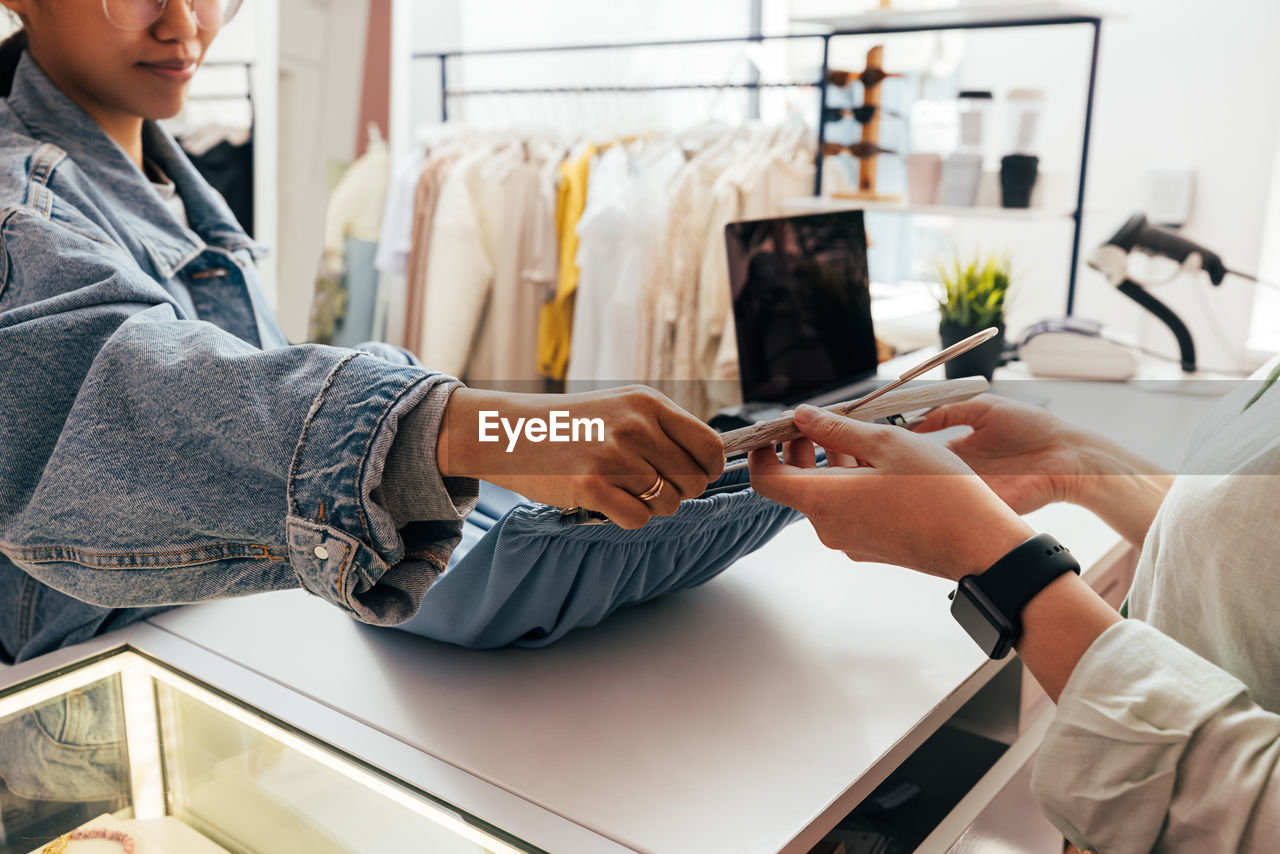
[[906, 98, 954, 205], [941, 89, 991, 207]]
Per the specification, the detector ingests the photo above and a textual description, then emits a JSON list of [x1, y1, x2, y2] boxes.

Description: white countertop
[[149, 504, 1120, 854], [143, 367, 1225, 852]]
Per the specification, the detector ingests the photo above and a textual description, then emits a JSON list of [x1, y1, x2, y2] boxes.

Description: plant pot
[[939, 321, 1006, 380], [1000, 154, 1039, 208]]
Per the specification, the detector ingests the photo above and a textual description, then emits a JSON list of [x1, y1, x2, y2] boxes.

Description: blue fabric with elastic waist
[[393, 465, 801, 648]]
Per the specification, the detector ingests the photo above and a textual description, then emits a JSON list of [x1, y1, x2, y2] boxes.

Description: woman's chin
[[133, 94, 190, 122]]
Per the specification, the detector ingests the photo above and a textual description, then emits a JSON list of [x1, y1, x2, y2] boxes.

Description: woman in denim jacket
[[0, 0, 732, 665]]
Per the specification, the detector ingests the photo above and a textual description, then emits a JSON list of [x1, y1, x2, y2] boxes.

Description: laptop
[[719, 210, 885, 427]]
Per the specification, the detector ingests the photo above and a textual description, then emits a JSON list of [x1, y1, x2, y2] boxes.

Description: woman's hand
[[914, 394, 1173, 547], [753, 405, 1125, 710], [439, 385, 725, 530], [911, 394, 1089, 515], [749, 404, 1033, 581]]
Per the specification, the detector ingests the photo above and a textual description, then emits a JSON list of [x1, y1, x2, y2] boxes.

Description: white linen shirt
[[1032, 355, 1280, 853]]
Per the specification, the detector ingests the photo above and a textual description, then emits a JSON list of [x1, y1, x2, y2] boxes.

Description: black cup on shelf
[[940, 321, 1006, 380], [999, 154, 1039, 208]]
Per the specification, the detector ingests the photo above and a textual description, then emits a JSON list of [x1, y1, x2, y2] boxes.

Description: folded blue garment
[[393, 466, 800, 647]]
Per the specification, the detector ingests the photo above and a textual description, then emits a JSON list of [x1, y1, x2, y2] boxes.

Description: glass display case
[[0, 651, 536, 854]]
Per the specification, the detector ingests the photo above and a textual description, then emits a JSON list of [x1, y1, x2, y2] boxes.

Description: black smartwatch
[[949, 533, 1080, 659]]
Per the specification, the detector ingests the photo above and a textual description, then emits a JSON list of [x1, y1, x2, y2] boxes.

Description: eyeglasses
[[102, 0, 245, 31], [827, 68, 901, 89], [822, 106, 904, 125], [821, 140, 896, 159]]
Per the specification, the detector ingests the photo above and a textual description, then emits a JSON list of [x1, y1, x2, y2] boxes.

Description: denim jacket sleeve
[[0, 203, 478, 625]]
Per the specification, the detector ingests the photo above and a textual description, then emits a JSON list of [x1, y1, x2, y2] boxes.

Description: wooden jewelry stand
[[830, 44, 900, 202]]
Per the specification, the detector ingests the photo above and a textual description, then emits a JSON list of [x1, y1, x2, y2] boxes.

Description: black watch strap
[[970, 533, 1080, 627]]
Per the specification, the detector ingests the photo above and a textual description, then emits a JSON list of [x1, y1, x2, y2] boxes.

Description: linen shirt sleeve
[[1031, 619, 1280, 853], [0, 204, 476, 626]]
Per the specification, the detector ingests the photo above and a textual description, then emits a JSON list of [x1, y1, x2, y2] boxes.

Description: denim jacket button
[[313, 546, 329, 560]]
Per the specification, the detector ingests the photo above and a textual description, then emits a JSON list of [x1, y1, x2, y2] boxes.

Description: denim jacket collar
[[6, 52, 265, 278]]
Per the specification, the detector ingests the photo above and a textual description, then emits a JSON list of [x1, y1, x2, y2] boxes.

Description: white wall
[[1252, 132, 1280, 355], [1072, 0, 1280, 372], [405, 0, 794, 135], [274, 0, 371, 342], [402, 0, 461, 142]]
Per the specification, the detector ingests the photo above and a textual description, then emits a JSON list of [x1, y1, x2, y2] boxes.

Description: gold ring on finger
[[635, 474, 665, 503]]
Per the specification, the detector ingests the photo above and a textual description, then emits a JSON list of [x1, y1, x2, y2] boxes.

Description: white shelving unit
[[782, 195, 1077, 221], [790, 1, 1104, 314]]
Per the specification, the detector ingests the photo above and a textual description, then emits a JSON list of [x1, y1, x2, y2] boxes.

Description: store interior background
[[9, 0, 1278, 376], [0, 7, 1276, 849]]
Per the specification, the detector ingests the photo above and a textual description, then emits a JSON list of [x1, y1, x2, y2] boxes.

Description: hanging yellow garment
[[537, 143, 596, 380]]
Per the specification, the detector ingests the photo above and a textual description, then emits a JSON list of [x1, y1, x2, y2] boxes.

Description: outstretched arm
[[915, 394, 1173, 547], [749, 406, 1279, 852]]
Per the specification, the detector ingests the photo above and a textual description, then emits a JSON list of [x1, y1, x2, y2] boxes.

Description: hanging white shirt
[[599, 141, 685, 384], [374, 147, 427, 275], [567, 144, 629, 384]]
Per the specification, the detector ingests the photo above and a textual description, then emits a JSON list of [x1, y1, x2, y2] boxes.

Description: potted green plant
[[936, 252, 1011, 380]]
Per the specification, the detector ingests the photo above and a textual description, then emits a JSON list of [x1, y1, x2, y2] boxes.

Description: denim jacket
[[0, 53, 474, 663]]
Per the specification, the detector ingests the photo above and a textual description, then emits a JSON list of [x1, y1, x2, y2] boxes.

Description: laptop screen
[[725, 211, 878, 406]]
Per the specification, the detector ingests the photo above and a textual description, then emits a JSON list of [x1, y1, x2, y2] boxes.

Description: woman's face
[[8, 0, 218, 121]]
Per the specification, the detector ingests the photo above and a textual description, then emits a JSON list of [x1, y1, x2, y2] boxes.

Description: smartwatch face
[[951, 580, 1015, 659]]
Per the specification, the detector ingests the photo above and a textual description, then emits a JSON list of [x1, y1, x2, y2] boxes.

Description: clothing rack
[[441, 81, 812, 97], [416, 32, 819, 126], [412, 8, 1102, 314]]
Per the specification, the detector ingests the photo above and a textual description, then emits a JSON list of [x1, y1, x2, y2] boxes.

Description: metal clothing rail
[[413, 10, 1103, 315], [188, 94, 254, 102], [443, 81, 815, 98]]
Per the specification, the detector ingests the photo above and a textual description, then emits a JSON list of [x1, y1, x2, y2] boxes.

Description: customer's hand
[[439, 385, 725, 529], [749, 405, 1033, 581], [911, 394, 1089, 515]]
